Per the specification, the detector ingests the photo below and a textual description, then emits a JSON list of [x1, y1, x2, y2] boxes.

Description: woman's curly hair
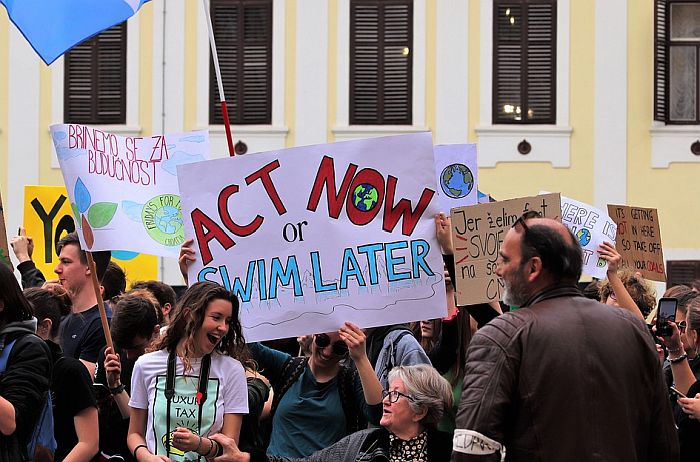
[[599, 268, 656, 317]]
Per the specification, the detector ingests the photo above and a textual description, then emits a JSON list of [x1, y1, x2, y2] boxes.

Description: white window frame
[[50, 17, 141, 168], [333, 0, 428, 141], [195, 0, 288, 158], [476, 0, 571, 167]]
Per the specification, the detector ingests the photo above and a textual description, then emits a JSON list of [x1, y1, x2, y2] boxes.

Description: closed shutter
[[64, 22, 127, 124], [350, 0, 413, 125], [493, 0, 556, 124], [209, 0, 272, 125], [655, 0, 668, 121], [666, 260, 700, 287]]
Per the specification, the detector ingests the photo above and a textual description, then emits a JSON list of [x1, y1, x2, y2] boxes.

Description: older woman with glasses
[[249, 322, 383, 458], [213, 364, 453, 462]]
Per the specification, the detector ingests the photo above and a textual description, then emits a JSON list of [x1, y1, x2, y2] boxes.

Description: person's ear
[[411, 405, 428, 423], [525, 256, 543, 282], [151, 324, 161, 341], [162, 303, 172, 319], [38, 318, 52, 338]]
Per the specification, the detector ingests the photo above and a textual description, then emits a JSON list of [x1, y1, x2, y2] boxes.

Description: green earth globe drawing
[[440, 164, 474, 199], [352, 184, 379, 211], [155, 205, 184, 235]]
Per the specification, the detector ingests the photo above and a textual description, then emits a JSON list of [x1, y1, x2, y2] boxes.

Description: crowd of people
[[0, 212, 698, 461]]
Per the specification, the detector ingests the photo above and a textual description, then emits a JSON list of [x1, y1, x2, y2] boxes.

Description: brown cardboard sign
[[451, 193, 561, 305], [0, 189, 12, 268], [607, 204, 666, 282]]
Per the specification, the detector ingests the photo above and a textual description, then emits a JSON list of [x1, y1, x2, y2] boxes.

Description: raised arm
[[598, 241, 644, 321]]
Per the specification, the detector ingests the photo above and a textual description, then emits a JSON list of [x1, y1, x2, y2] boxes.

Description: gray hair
[[387, 364, 453, 427]]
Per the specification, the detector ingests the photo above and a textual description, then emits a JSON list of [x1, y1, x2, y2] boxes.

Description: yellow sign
[[23, 185, 157, 286]]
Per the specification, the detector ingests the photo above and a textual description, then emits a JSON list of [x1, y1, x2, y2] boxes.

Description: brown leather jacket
[[452, 286, 679, 462]]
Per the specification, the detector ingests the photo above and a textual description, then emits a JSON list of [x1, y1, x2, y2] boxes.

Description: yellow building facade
[[0, 0, 698, 285]]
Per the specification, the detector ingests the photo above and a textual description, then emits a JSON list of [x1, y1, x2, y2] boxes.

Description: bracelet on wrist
[[109, 383, 126, 395], [670, 353, 688, 364], [667, 346, 683, 355], [133, 444, 148, 460], [204, 437, 216, 459]]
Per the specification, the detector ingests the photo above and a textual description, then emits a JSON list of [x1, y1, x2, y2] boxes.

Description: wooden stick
[[86, 252, 113, 351], [202, 0, 236, 157]]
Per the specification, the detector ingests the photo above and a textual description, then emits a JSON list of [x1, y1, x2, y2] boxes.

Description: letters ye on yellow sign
[[450, 193, 562, 305], [23, 185, 158, 285], [607, 204, 666, 282]]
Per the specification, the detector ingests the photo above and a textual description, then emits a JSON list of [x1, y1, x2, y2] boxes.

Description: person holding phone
[[659, 298, 700, 461]]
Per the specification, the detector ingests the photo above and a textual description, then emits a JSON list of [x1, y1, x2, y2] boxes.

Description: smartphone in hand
[[656, 298, 678, 337], [670, 386, 687, 399]]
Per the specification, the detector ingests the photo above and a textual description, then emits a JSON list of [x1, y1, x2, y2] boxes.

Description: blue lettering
[[385, 241, 411, 282], [310, 251, 338, 293], [357, 243, 383, 285], [257, 259, 267, 300], [269, 256, 303, 299], [231, 260, 256, 303], [340, 248, 366, 290], [411, 239, 434, 277]]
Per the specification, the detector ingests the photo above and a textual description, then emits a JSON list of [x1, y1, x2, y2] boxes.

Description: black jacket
[[257, 427, 452, 462], [0, 320, 52, 461]]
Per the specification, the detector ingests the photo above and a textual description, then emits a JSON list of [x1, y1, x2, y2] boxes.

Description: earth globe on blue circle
[[440, 164, 474, 199], [154, 205, 184, 235], [352, 184, 379, 212], [576, 228, 592, 246]]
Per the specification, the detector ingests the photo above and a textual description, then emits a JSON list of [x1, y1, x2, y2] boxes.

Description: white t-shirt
[[130, 349, 248, 461]]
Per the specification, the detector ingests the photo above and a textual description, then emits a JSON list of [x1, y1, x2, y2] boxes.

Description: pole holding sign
[[450, 193, 562, 305], [0, 189, 12, 268]]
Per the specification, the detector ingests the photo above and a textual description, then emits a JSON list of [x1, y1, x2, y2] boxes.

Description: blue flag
[[0, 0, 150, 65]]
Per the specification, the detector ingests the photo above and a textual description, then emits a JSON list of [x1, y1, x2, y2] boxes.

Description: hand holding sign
[[10, 227, 34, 263]]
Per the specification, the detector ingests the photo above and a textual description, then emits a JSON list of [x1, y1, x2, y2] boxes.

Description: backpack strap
[[269, 356, 308, 418], [0, 339, 18, 373], [387, 330, 413, 373], [337, 364, 363, 434], [165, 350, 176, 456]]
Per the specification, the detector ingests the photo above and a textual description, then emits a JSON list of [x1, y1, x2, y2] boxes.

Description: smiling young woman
[[127, 282, 251, 462]]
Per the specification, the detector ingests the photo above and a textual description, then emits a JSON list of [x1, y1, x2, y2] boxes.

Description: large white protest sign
[[433, 144, 478, 212], [178, 133, 447, 342], [50, 124, 208, 257], [559, 195, 617, 279]]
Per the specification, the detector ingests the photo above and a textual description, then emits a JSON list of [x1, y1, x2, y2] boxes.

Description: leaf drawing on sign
[[82, 215, 94, 248], [88, 202, 118, 228], [71, 203, 81, 225], [75, 178, 91, 213]]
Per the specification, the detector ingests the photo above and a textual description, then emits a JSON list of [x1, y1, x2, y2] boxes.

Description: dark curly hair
[[152, 282, 252, 373]]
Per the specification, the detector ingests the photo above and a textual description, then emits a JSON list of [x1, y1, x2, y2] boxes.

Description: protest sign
[[178, 133, 447, 342], [450, 193, 561, 305], [50, 124, 208, 257], [23, 185, 157, 285], [607, 204, 666, 282], [556, 195, 617, 279], [0, 189, 11, 267], [433, 144, 478, 212]]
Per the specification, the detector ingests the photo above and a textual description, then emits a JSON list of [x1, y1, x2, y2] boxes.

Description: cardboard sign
[[450, 193, 562, 305], [178, 133, 447, 342], [50, 124, 208, 257], [23, 185, 158, 286], [0, 189, 11, 268], [559, 195, 617, 279], [607, 204, 666, 282], [433, 144, 478, 212]]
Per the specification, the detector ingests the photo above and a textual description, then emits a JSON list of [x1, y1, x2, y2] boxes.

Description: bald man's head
[[516, 216, 583, 284]]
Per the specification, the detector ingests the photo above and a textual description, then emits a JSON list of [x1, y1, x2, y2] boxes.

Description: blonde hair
[[599, 268, 656, 317]]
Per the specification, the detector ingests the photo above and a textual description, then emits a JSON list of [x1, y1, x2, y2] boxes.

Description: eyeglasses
[[314, 334, 349, 356], [382, 389, 416, 404], [512, 210, 543, 233], [678, 321, 687, 333]]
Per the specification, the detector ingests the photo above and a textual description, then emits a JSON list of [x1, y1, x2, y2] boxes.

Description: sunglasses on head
[[314, 334, 349, 356], [512, 210, 543, 233]]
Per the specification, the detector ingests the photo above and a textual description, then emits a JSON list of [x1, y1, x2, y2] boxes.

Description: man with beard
[[451, 212, 678, 461]]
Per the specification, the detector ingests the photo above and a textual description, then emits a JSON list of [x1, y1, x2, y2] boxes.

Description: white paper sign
[[433, 144, 478, 212], [178, 133, 447, 342], [50, 124, 208, 257], [559, 195, 617, 279]]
